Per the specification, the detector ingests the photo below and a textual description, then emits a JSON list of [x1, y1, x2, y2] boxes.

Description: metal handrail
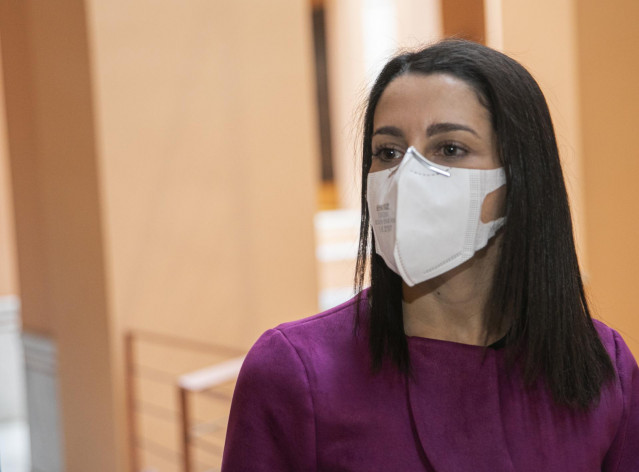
[[125, 329, 244, 472], [178, 356, 244, 472]]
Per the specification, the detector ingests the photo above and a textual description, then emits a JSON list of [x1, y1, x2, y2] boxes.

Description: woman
[[222, 40, 638, 471]]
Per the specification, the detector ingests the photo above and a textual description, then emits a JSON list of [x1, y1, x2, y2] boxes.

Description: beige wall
[[325, 0, 443, 210], [489, 0, 639, 355], [442, 0, 485, 42], [0, 2, 52, 334], [493, 0, 587, 268], [577, 0, 639, 354], [395, 0, 441, 48], [0, 50, 17, 297], [325, 0, 366, 210], [1, 0, 319, 470], [86, 0, 319, 350]]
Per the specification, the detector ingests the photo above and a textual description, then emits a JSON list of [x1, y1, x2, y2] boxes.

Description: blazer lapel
[[406, 341, 515, 472]]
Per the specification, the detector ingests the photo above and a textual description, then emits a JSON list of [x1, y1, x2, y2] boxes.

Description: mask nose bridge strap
[[428, 165, 450, 177], [406, 146, 451, 177]]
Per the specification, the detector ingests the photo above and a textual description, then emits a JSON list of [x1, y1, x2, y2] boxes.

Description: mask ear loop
[[482, 167, 507, 194], [475, 168, 507, 247]]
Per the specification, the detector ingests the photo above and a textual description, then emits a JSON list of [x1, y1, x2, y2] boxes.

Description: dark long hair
[[354, 39, 614, 409]]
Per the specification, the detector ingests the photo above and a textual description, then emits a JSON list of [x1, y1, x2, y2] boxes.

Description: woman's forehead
[[373, 73, 491, 132]]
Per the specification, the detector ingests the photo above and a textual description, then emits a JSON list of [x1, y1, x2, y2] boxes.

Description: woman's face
[[370, 72, 504, 222]]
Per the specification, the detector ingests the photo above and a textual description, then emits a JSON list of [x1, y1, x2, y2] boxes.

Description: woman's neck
[[402, 234, 502, 346]]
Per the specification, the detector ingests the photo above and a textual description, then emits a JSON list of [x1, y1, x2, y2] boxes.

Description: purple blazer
[[222, 294, 639, 471]]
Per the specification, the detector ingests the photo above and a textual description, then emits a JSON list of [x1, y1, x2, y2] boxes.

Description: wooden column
[[0, 1, 126, 470]]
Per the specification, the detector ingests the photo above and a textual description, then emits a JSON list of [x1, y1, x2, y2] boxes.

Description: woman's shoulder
[[592, 319, 636, 362], [273, 292, 367, 343], [223, 292, 372, 471], [592, 318, 617, 346], [592, 320, 639, 470], [242, 292, 369, 378], [591, 319, 638, 395]]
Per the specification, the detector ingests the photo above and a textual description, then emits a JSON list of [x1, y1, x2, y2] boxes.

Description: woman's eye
[[373, 147, 404, 161], [381, 149, 399, 160], [439, 143, 467, 158], [443, 144, 457, 156]]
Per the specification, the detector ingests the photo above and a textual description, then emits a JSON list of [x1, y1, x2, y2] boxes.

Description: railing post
[[178, 386, 191, 472], [125, 332, 139, 472]]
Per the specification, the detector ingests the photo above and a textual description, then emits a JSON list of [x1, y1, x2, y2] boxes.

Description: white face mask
[[367, 146, 506, 286]]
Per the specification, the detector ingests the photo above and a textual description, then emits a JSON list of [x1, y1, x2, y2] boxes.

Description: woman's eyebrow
[[372, 126, 404, 137], [426, 122, 479, 137]]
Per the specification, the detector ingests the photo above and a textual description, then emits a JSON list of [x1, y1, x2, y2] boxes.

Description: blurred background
[[0, 0, 637, 471]]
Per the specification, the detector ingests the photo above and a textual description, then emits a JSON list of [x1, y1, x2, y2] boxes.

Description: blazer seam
[[612, 329, 629, 472], [274, 328, 319, 472]]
